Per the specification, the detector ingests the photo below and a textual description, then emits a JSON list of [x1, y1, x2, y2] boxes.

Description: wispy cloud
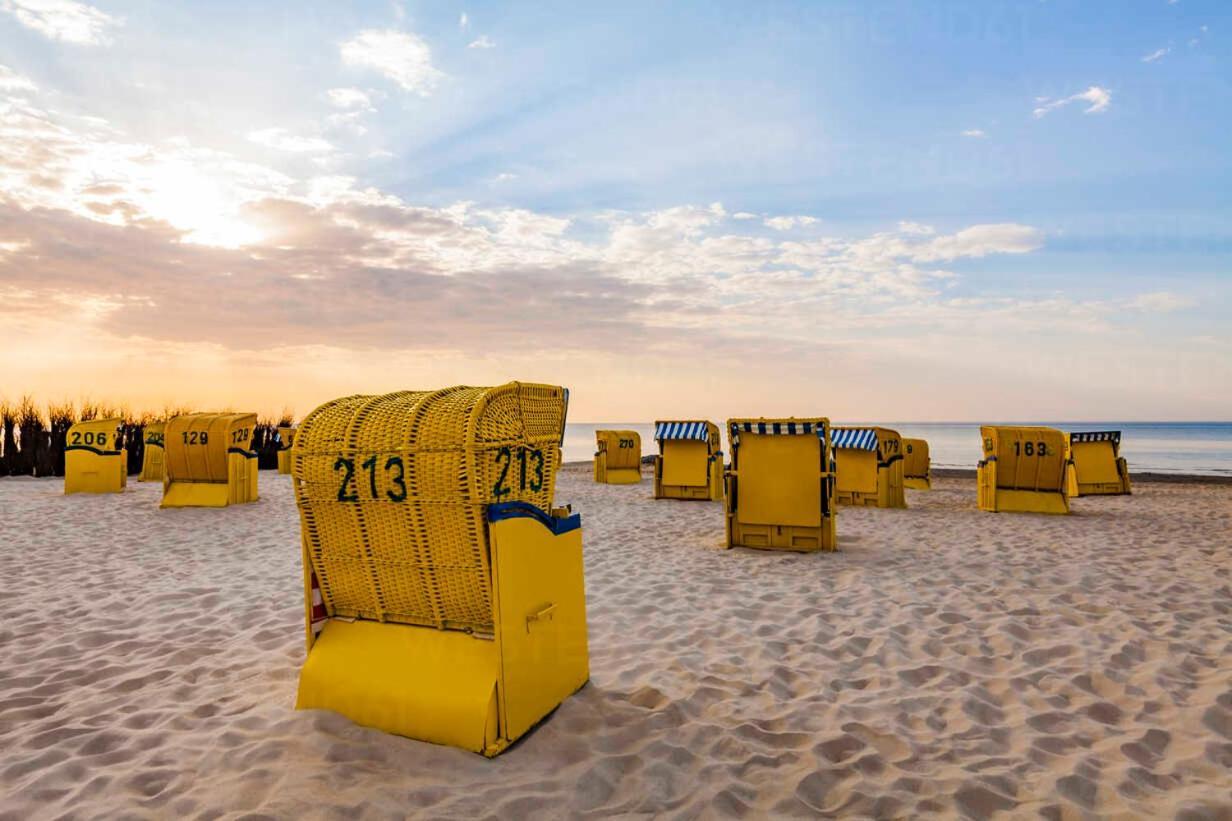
[[1141, 47, 1170, 63], [1033, 86, 1111, 118], [467, 35, 495, 49], [0, 63, 37, 92], [961, 129, 987, 138], [459, 12, 468, 29], [0, 0, 118, 44], [1126, 291, 1195, 313], [247, 128, 334, 153], [764, 215, 817, 231], [325, 88, 372, 109], [340, 29, 443, 96]]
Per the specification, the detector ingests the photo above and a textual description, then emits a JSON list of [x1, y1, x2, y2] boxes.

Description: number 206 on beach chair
[[652, 421, 723, 501], [64, 418, 127, 494], [725, 419, 837, 552], [290, 383, 589, 757], [1066, 431, 1131, 497], [977, 426, 1069, 514], [593, 429, 642, 484], [161, 413, 259, 507]]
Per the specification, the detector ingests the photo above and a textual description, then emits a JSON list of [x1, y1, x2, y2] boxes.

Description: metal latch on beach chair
[[526, 602, 557, 632]]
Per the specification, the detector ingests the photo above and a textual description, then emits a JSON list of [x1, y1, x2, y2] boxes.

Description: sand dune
[[1, 467, 1229, 818]]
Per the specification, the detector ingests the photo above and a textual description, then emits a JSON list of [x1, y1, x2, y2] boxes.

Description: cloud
[[1033, 86, 1111, 118], [0, 0, 118, 44], [1126, 291, 1195, 313], [325, 88, 372, 109], [732, 212, 758, 220], [247, 128, 334, 153], [764, 216, 818, 231], [459, 12, 468, 29], [961, 129, 987, 138], [910, 224, 1044, 262], [340, 29, 443, 96], [467, 35, 495, 49], [0, 63, 37, 93], [1141, 47, 1170, 63]]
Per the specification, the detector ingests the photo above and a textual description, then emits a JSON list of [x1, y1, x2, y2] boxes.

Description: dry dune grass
[[0, 466, 1229, 818]]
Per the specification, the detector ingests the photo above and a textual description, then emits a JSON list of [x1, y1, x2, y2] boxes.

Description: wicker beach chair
[[64, 418, 126, 494], [977, 426, 1069, 514], [724, 418, 837, 552], [161, 413, 259, 507], [902, 437, 931, 490], [290, 383, 589, 757], [276, 425, 296, 475], [593, 429, 642, 484], [1065, 431, 1131, 497], [652, 420, 723, 501], [831, 426, 907, 508], [138, 421, 165, 483]]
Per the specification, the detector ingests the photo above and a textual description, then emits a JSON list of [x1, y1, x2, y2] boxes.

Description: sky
[[0, 0, 1228, 422]]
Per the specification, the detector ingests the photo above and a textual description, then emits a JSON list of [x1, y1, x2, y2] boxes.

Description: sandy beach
[[1, 466, 1229, 819]]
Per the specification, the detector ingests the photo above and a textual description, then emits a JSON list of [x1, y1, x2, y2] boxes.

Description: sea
[[563, 422, 1232, 477]]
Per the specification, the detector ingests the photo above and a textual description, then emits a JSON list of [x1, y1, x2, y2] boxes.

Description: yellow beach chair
[[64, 418, 127, 494], [1066, 431, 1131, 497], [725, 418, 836, 552], [161, 413, 259, 508], [276, 425, 297, 475], [291, 383, 589, 757], [977, 426, 1069, 514], [902, 437, 931, 490], [138, 422, 166, 483], [652, 420, 723, 501], [593, 429, 642, 484], [831, 427, 907, 508]]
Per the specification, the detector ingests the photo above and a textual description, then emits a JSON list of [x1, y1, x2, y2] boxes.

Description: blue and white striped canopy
[[654, 421, 710, 441], [730, 421, 824, 437], [831, 427, 879, 451], [1070, 430, 1120, 445]]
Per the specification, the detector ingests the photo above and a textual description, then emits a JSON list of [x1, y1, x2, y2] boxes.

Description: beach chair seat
[[725, 419, 836, 552], [64, 418, 126, 494], [832, 427, 907, 508], [138, 422, 166, 483], [276, 425, 296, 475], [593, 429, 642, 484], [291, 383, 588, 757], [1066, 431, 1131, 497], [161, 413, 259, 507], [653, 421, 723, 501], [902, 437, 931, 490], [977, 426, 1068, 514]]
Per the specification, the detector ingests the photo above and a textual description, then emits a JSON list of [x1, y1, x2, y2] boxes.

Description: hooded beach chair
[[290, 382, 588, 757], [902, 437, 931, 490], [64, 418, 126, 494], [593, 429, 642, 484], [831, 427, 907, 508], [652, 420, 723, 501], [161, 413, 259, 507], [725, 418, 836, 552], [977, 426, 1069, 514], [138, 422, 166, 483], [1066, 431, 1131, 497], [276, 425, 296, 475]]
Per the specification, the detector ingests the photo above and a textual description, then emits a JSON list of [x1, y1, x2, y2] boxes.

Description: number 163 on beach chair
[[291, 383, 589, 757], [977, 426, 1069, 514]]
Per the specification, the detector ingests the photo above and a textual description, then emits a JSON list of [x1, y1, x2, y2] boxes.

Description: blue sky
[[0, 1, 1228, 420]]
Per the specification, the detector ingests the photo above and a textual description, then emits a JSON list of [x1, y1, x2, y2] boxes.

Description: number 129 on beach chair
[[161, 413, 259, 507]]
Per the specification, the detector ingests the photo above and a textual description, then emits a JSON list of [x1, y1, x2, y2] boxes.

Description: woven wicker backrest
[[292, 383, 567, 634]]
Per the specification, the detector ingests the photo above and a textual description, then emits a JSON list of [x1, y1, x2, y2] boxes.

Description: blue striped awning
[[654, 421, 710, 441], [730, 421, 824, 438], [1070, 430, 1120, 445], [831, 427, 878, 451]]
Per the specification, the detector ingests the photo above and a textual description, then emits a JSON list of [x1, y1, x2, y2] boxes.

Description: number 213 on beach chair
[[291, 383, 589, 756]]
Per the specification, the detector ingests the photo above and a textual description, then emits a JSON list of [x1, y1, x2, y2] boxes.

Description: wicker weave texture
[[292, 383, 567, 633]]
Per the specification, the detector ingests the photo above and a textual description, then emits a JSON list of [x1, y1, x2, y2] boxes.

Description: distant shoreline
[[561, 461, 1232, 484]]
